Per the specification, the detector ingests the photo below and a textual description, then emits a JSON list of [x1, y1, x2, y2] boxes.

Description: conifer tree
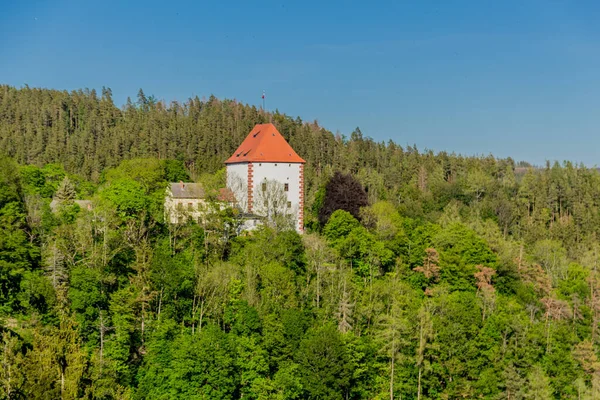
[[54, 176, 76, 203]]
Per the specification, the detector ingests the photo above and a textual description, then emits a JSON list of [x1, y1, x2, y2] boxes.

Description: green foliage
[[137, 324, 237, 399], [296, 324, 352, 399], [0, 156, 40, 313], [3, 86, 600, 398], [54, 176, 76, 202], [162, 159, 190, 182], [100, 178, 149, 219], [433, 223, 497, 291], [323, 209, 360, 242]]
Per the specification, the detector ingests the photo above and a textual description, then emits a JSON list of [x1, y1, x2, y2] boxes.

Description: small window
[[287, 201, 291, 208], [188, 203, 193, 210], [284, 183, 289, 192], [259, 163, 262, 166], [275, 163, 278, 166], [262, 182, 267, 191]]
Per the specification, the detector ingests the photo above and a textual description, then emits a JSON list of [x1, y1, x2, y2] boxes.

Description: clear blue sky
[[2, 0, 600, 165]]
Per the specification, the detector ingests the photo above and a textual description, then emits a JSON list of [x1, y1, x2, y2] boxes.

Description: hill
[[1, 84, 600, 399]]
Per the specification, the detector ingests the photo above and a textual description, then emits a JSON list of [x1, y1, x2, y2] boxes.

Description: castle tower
[[225, 123, 305, 232]]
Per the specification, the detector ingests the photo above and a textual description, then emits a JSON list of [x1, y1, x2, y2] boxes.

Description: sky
[[2, 0, 600, 165]]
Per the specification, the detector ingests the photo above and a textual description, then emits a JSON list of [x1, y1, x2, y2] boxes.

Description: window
[[287, 201, 291, 208], [275, 163, 278, 166], [259, 163, 262, 166], [284, 183, 289, 192], [188, 202, 193, 210], [262, 182, 267, 191]]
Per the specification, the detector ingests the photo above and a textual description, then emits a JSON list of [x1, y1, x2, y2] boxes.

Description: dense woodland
[[2, 84, 600, 399]]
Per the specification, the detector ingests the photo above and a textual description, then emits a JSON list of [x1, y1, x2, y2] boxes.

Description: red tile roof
[[225, 123, 305, 164], [217, 187, 237, 202]]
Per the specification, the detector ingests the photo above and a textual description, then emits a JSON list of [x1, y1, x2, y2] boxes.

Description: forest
[[1, 84, 600, 399]]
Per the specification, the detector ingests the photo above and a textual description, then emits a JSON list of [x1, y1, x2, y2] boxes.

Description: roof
[[225, 123, 305, 164], [50, 199, 93, 211], [168, 182, 205, 198], [218, 187, 237, 202]]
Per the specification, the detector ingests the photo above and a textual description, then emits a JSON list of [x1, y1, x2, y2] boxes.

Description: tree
[[322, 210, 360, 243], [318, 171, 368, 226], [136, 324, 238, 399], [474, 264, 496, 321], [296, 324, 352, 399], [416, 302, 434, 400], [524, 365, 553, 399], [253, 179, 295, 231], [54, 176, 76, 203], [377, 283, 410, 400], [303, 234, 334, 309], [413, 248, 441, 282]]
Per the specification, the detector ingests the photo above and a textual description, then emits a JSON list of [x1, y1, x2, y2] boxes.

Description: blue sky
[[2, 0, 600, 165]]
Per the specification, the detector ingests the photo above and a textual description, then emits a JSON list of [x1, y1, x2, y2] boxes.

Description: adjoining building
[[164, 181, 206, 224]]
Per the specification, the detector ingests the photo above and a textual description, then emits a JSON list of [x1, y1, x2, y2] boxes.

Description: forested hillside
[[2, 84, 600, 399]]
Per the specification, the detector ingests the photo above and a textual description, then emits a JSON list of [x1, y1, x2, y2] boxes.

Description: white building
[[225, 123, 306, 233], [164, 182, 206, 224]]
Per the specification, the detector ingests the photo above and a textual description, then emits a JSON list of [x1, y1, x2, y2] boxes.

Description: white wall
[[226, 162, 304, 232], [253, 162, 303, 231], [226, 163, 249, 211], [164, 194, 208, 224]]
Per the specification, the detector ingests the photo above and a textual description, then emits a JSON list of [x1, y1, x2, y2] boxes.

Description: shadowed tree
[[318, 171, 368, 226]]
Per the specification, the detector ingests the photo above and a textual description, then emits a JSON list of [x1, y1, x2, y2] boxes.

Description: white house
[[164, 182, 206, 224], [164, 182, 263, 232], [225, 123, 306, 233]]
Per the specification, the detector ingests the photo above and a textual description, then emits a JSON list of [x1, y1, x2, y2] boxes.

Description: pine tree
[[54, 176, 76, 203]]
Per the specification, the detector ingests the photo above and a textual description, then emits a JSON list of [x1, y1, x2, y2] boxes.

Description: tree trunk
[[546, 316, 551, 354], [141, 302, 145, 344], [99, 312, 104, 363], [417, 320, 424, 400], [389, 342, 395, 400], [157, 287, 164, 321], [316, 265, 320, 309], [417, 367, 422, 400]]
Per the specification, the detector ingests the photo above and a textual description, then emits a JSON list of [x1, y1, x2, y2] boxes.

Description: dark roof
[[225, 123, 305, 164], [50, 199, 93, 211], [169, 182, 205, 198]]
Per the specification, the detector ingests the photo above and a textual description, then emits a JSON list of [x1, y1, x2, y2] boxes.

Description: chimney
[[180, 181, 185, 190]]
